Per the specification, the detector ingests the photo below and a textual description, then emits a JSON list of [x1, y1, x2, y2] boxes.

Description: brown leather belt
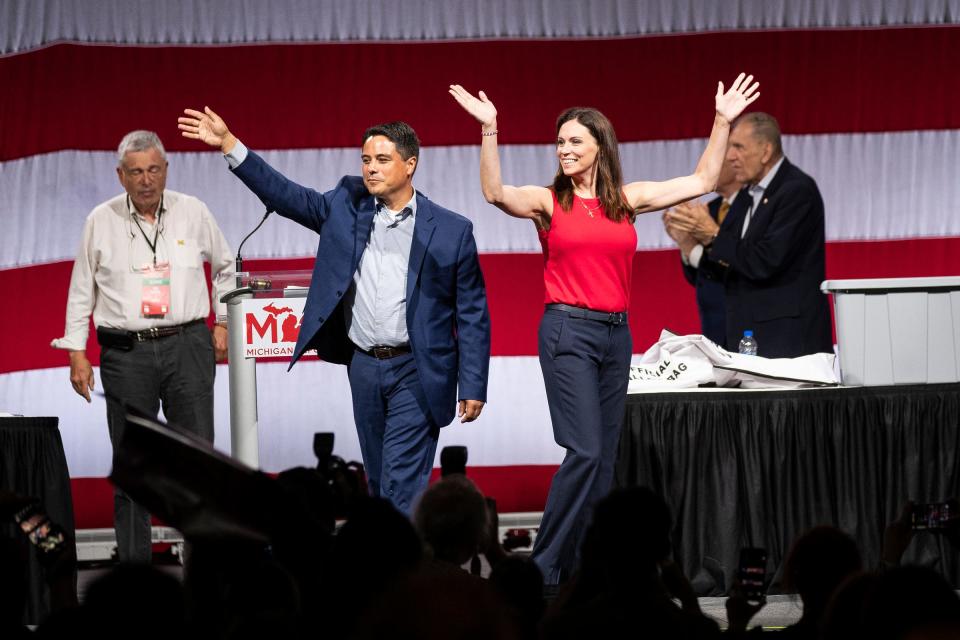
[[356, 344, 412, 359], [131, 318, 206, 342]]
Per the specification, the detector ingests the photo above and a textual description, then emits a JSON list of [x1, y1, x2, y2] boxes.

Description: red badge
[[141, 263, 171, 316]]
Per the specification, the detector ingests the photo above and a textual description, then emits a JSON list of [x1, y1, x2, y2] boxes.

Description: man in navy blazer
[[179, 107, 491, 513], [666, 112, 832, 358], [664, 163, 742, 345]]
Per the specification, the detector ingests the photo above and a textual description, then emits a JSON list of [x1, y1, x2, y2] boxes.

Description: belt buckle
[[371, 346, 389, 359], [608, 312, 624, 325]]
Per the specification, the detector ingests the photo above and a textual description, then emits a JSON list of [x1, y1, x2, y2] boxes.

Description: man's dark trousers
[[99, 322, 215, 563], [348, 349, 439, 515]]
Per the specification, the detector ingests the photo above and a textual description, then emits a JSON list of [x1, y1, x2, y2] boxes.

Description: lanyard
[[129, 195, 163, 266]]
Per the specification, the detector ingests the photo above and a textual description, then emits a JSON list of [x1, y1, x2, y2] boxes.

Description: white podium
[[221, 270, 312, 467]]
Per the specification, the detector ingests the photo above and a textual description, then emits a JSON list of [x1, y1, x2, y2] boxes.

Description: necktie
[[718, 201, 731, 224]]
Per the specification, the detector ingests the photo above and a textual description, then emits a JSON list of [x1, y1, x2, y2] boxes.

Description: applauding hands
[[665, 200, 720, 245]]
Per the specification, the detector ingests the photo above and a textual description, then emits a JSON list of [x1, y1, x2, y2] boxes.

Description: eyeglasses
[[122, 165, 164, 178]]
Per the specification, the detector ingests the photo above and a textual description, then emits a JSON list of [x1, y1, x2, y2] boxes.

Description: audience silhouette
[[5, 430, 960, 639]]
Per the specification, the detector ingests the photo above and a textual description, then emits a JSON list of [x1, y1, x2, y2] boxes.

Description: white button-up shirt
[[741, 156, 785, 238], [51, 190, 234, 351]]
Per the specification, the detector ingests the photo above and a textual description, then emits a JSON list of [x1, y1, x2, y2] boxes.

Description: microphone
[[235, 205, 273, 289]]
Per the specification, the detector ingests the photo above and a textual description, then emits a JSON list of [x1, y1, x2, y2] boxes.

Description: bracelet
[[481, 130, 498, 137]]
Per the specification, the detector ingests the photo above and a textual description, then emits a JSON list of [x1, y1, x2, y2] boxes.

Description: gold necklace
[[577, 195, 602, 218]]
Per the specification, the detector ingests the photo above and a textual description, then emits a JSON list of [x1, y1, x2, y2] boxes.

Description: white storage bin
[[821, 277, 960, 386]]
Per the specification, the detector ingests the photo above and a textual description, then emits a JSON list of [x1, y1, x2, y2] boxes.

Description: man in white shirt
[[51, 130, 234, 563]]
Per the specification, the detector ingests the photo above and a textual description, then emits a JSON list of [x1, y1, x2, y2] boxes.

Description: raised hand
[[659, 559, 702, 613], [715, 73, 760, 124], [882, 501, 915, 565], [725, 582, 767, 633], [178, 106, 234, 152], [448, 85, 498, 129]]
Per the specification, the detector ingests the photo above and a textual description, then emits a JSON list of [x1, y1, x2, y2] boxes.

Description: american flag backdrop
[[1, 0, 959, 524]]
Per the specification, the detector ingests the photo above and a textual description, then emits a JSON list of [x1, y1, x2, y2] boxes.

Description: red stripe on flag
[[430, 464, 558, 514], [2, 27, 959, 160], [72, 464, 559, 529], [6, 237, 960, 374]]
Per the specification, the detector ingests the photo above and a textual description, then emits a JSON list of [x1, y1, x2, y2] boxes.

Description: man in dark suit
[[665, 112, 832, 358], [179, 107, 491, 513], [663, 162, 742, 345]]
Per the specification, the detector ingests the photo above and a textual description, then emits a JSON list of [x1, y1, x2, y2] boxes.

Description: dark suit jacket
[[705, 158, 832, 358], [680, 195, 726, 345], [232, 150, 491, 427]]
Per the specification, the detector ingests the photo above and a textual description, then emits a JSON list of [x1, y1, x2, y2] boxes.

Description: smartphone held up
[[910, 502, 953, 531], [738, 547, 768, 605]]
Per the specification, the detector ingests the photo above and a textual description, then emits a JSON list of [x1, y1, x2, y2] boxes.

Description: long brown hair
[[551, 107, 632, 223]]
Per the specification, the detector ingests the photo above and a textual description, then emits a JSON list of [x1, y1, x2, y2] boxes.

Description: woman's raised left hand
[[715, 73, 760, 123]]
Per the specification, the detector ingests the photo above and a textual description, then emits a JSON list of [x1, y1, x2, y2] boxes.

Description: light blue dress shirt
[[344, 196, 416, 349]]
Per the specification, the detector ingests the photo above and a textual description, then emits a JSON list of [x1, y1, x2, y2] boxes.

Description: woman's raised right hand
[[448, 85, 498, 129]]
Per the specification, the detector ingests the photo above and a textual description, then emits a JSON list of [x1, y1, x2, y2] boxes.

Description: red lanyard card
[[141, 263, 171, 316]]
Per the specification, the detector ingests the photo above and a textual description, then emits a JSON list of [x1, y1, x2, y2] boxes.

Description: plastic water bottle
[[738, 330, 758, 356]]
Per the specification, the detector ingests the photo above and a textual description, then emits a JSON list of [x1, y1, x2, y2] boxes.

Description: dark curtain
[[0, 417, 76, 625], [615, 384, 960, 596]]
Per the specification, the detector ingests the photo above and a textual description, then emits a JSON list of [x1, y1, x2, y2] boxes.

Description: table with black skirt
[[614, 383, 960, 595]]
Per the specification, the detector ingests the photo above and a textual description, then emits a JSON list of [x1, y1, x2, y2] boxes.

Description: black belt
[[546, 303, 628, 325], [356, 344, 412, 359], [130, 319, 206, 342]]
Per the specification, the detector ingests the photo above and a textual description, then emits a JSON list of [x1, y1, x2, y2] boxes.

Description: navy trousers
[[98, 322, 215, 563], [347, 349, 439, 515], [531, 308, 632, 584], [697, 276, 727, 347]]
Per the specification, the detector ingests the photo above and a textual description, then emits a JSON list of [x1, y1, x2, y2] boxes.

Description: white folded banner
[[629, 330, 839, 392]]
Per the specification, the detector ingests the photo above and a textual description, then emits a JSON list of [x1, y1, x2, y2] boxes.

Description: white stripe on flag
[[0, 356, 564, 477], [3, 129, 959, 269], [4, 0, 957, 55]]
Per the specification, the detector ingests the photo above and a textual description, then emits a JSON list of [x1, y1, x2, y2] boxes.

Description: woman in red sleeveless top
[[450, 75, 759, 585]]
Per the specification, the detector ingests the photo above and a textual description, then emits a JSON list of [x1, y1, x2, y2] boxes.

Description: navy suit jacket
[[705, 158, 833, 358], [232, 151, 491, 426], [680, 195, 726, 345]]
